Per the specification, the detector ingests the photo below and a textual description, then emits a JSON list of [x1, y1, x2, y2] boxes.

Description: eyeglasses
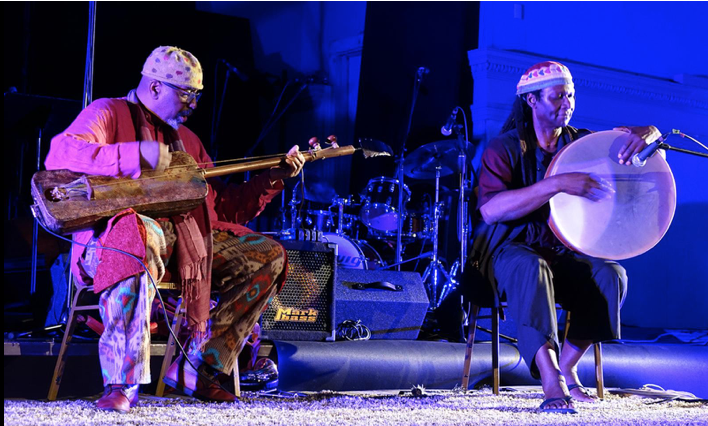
[[161, 80, 202, 104]]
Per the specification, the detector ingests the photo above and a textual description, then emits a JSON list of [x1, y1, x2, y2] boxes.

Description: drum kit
[[281, 138, 475, 309], [280, 130, 681, 309]]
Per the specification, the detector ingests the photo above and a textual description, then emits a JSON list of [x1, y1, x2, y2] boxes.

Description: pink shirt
[[45, 97, 284, 282]]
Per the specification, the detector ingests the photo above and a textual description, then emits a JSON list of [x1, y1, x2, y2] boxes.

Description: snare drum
[[320, 233, 385, 269], [359, 177, 410, 232]]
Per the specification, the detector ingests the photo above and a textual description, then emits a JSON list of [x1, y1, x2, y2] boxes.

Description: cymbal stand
[[422, 166, 450, 310]]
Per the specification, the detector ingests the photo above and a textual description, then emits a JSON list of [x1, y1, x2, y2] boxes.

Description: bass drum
[[320, 233, 385, 270], [546, 130, 676, 260]]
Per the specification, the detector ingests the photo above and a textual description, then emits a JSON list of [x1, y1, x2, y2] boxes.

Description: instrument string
[[51, 146, 348, 194]]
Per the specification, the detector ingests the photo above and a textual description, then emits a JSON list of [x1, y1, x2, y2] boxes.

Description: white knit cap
[[141, 46, 203, 90]]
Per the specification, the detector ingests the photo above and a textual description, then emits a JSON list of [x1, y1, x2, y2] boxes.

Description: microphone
[[631, 139, 664, 167], [220, 59, 248, 81], [416, 67, 430, 82], [441, 107, 459, 136]]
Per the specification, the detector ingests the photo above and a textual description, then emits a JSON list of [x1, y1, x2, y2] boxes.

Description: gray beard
[[166, 118, 181, 130]]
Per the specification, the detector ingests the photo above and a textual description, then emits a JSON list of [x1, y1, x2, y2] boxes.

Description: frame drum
[[546, 130, 676, 260]]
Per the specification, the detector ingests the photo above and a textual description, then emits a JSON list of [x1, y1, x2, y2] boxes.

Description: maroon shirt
[[477, 127, 589, 249]]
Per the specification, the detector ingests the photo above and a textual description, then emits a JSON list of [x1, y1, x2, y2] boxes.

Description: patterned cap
[[516, 61, 573, 95], [141, 46, 203, 90]]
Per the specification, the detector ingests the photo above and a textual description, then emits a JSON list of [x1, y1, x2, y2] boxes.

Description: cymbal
[[293, 180, 337, 203], [404, 140, 474, 179]]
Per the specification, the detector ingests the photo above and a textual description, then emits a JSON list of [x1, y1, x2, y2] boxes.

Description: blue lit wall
[[479, 2, 708, 79]]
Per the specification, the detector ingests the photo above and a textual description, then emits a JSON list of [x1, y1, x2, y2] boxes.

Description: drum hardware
[[332, 196, 357, 236], [441, 111, 475, 308], [399, 126, 475, 309], [418, 166, 451, 310]]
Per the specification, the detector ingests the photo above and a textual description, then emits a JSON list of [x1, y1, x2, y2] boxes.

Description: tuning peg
[[308, 137, 321, 150], [326, 135, 339, 148]]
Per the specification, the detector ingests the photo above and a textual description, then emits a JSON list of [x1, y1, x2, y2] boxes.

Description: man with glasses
[[45, 46, 305, 413]]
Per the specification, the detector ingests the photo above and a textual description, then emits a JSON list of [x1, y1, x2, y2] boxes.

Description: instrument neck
[[202, 145, 356, 179]]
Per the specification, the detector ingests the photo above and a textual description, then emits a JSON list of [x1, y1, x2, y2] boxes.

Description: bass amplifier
[[335, 269, 429, 340], [260, 240, 337, 341]]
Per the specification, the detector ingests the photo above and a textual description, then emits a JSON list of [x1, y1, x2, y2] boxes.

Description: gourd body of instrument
[[31, 151, 206, 234], [31, 145, 357, 234]]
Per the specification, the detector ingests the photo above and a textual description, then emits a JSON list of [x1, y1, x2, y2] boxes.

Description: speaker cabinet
[[335, 269, 429, 340], [260, 240, 337, 341]]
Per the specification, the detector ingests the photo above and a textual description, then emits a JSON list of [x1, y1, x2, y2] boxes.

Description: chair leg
[[594, 342, 605, 399], [562, 309, 571, 346], [492, 306, 500, 395], [155, 297, 184, 397], [564, 310, 605, 399], [461, 305, 480, 391], [48, 287, 95, 401], [233, 363, 241, 398]]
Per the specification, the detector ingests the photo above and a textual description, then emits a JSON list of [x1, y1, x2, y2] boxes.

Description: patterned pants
[[94, 217, 285, 385]]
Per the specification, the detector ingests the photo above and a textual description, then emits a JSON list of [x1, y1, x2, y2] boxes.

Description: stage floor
[[5, 328, 708, 400]]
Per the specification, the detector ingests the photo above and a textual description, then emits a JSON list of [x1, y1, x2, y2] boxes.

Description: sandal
[[568, 384, 599, 400], [539, 395, 578, 414]]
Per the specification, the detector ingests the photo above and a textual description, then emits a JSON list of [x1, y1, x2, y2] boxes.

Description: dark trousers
[[493, 243, 627, 378]]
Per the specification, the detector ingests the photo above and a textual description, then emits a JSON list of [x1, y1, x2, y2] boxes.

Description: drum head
[[546, 130, 676, 260]]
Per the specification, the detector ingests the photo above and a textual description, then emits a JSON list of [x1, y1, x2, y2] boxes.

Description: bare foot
[[540, 372, 575, 410], [558, 339, 598, 403], [561, 368, 599, 403], [566, 382, 599, 403]]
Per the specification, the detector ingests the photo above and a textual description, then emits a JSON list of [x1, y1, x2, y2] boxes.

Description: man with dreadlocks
[[468, 61, 662, 413]]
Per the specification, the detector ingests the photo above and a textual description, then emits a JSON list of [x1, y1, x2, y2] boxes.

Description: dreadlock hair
[[499, 90, 540, 154]]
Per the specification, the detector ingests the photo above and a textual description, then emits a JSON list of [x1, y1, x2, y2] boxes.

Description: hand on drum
[[553, 172, 615, 201], [270, 145, 306, 181], [613, 125, 663, 165]]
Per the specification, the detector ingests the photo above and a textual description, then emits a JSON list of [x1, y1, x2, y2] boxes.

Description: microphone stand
[[657, 143, 708, 159], [438, 107, 472, 309], [395, 67, 428, 270]]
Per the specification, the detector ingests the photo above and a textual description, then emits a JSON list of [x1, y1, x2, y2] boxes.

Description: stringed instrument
[[31, 140, 386, 234]]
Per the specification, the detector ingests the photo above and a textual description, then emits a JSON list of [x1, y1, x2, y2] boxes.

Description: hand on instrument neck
[[268, 145, 306, 182]]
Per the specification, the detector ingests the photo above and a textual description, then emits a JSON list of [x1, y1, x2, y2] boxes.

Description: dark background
[[3, 1, 479, 331]]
